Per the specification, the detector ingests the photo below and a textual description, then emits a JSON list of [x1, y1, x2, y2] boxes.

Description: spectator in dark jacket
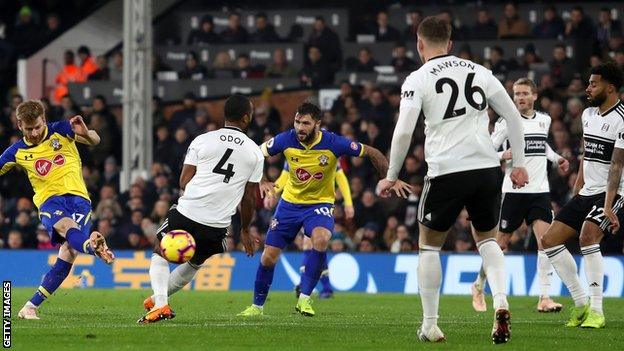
[[11, 6, 41, 57], [370, 11, 401, 42], [178, 51, 208, 80], [403, 9, 422, 41], [299, 46, 332, 88], [391, 42, 417, 72], [349, 47, 378, 72], [249, 12, 280, 43], [307, 16, 342, 74], [471, 8, 498, 39], [533, 6, 565, 39], [597, 7, 622, 51], [220, 12, 248, 44], [550, 43, 575, 88], [565, 6, 597, 71], [187, 15, 221, 45], [88, 55, 110, 81]]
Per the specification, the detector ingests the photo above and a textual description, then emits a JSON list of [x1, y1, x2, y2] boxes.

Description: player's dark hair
[[224, 94, 251, 122], [16, 100, 45, 123], [590, 62, 624, 90], [296, 102, 322, 120], [417, 16, 451, 44]]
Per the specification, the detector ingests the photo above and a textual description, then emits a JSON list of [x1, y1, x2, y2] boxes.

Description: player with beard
[[238, 102, 411, 317], [540, 63, 624, 329]]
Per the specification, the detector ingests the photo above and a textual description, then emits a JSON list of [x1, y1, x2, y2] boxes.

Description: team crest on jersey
[[350, 142, 358, 151], [318, 154, 329, 166], [270, 218, 279, 230], [501, 220, 508, 229], [602, 123, 610, 132], [50, 138, 63, 151]]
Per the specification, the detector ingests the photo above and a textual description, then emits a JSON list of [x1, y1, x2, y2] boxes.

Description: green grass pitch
[[8, 288, 624, 350]]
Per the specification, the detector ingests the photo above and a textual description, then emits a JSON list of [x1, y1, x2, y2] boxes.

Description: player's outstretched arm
[[240, 181, 260, 256], [546, 143, 569, 172], [604, 147, 624, 233], [362, 144, 413, 198], [70, 115, 100, 146]]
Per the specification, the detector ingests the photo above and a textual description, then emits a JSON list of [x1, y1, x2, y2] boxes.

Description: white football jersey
[[492, 111, 557, 193], [400, 54, 509, 177], [580, 101, 624, 196], [176, 127, 264, 227]]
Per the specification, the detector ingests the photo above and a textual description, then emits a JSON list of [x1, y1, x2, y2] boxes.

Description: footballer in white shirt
[[540, 63, 624, 330], [139, 94, 264, 324], [377, 16, 529, 344], [470, 78, 569, 314]]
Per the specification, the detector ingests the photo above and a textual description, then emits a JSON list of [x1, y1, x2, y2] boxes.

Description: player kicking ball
[[138, 94, 263, 323], [378, 17, 529, 343], [540, 63, 624, 329], [0, 100, 114, 320], [238, 102, 411, 317], [471, 78, 569, 313]]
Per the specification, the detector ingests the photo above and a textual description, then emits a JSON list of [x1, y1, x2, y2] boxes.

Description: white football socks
[[477, 239, 509, 311], [168, 262, 200, 296], [474, 266, 487, 291], [537, 250, 554, 298], [150, 253, 170, 308], [581, 244, 603, 314], [418, 245, 442, 330], [545, 245, 587, 307]]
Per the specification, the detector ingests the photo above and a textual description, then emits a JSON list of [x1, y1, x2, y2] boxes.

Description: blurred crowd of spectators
[[1, 2, 624, 255]]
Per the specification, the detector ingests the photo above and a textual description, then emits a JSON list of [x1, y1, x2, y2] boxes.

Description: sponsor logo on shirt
[[34, 154, 66, 176], [295, 168, 324, 182]]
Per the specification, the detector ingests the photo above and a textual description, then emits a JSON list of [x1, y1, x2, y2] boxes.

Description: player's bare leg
[[296, 227, 331, 316], [578, 221, 605, 328], [473, 226, 510, 344], [533, 220, 562, 312], [239, 245, 282, 316], [541, 221, 589, 326], [416, 224, 447, 342], [19, 242, 78, 320]]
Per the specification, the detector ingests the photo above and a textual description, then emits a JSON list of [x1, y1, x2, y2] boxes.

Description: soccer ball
[[160, 229, 196, 263]]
